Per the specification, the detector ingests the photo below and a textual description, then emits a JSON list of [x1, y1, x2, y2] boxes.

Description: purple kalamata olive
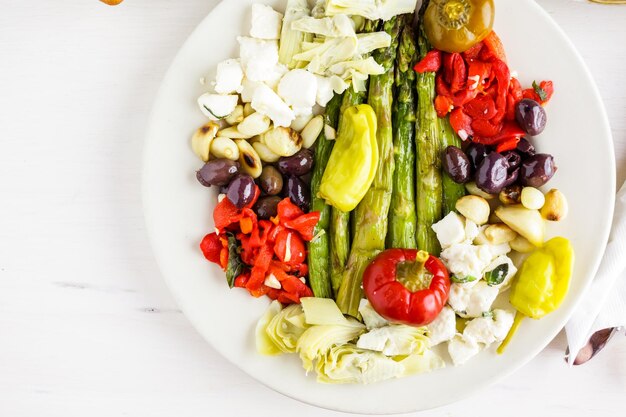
[[515, 99, 547, 136], [502, 150, 522, 172], [475, 152, 509, 194], [277, 148, 314, 176], [286, 176, 310, 212], [519, 153, 557, 187], [226, 174, 256, 208], [196, 158, 240, 187], [516, 138, 536, 156], [443, 146, 472, 184], [502, 167, 520, 187], [465, 142, 489, 172]]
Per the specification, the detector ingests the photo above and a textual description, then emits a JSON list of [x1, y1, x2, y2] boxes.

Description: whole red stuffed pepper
[[363, 249, 451, 327]]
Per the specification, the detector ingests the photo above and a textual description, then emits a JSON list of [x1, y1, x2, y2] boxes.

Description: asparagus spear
[[387, 18, 417, 250], [308, 93, 343, 298], [337, 17, 401, 317], [329, 87, 368, 294], [440, 117, 466, 215], [415, 9, 443, 256]]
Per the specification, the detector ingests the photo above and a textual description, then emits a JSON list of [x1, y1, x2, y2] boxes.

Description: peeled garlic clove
[[465, 182, 496, 200], [259, 126, 302, 157], [243, 103, 255, 117], [237, 112, 271, 137], [484, 224, 518, 245], [210, 137, 240, 161], [455, 195, 490, 225], [521, 187, 546, 210], [540, 189, 568, 221], [495, 205, 545, 247], [191, 121, 219, 162], [510, 234, 536, 253], [290, 113, 314, 132], [301, 115, 324, 149], [235, 139, 262, 178], [252, 141, 280, 163], [225, 105, 244, 125], [217, 126, 253, 139]]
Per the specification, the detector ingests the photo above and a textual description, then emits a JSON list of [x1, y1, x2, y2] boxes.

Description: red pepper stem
[[397, 251, 433, 293]]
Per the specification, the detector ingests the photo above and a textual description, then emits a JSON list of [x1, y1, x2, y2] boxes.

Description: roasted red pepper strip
[[449, 108, 474, 138], [200, 232, 223, 264], [273, 229, 306, 265], [413, 49, 442, 73], [363, 249, 450, 327], [282, 212, 321, 241], [481, 31, 507, 63], [276, 198, 304, 222], [213, 186, 261, 231], [434, 95, 453, 117], [449, 53, 467, 93], [474, 121, 526, 145], [464, 94, 497, 120], [496, 137, 520, 153], [462, 42, 484, 60]]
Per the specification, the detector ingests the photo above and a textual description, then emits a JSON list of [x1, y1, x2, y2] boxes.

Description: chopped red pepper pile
[[414, 31, 554, 153], [200, 185, 320, 304]]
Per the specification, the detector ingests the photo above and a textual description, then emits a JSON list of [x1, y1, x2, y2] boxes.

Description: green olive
[[424, 0, 495, 53]]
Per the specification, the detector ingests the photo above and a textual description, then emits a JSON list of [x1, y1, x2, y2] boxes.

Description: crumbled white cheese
[[214, 59, 244, 94], [251, 84, 295, 127], [448, 281, 499, 318], [464, 219, 480, 244], [441, 243, 493, 281], [448, 334, 480, 366], [238, 37, 279, 82], [284, 232, 292, 262], [299, 277, 306, 284], [264, 64, 289, 91], [510, 70, 519, 79], [250, 4, 283, 40], [358, 299, 389, 330], [427, 306, 456, 346], [458, 129, 469, 141], [278, 69, 318, 112], [217, 194, 226, 203], [463, 309, 514, 345], [197, 93, 239, 120], [432, 212, 466, 249], [488, 242, 512, 258], [264, 273, 281, 289], [240, 78, 263, 103]]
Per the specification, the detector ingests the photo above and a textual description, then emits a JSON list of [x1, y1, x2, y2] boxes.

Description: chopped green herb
[[485, 263, 509, 286], [451, 275, 478, 284], [482, 311, 494, 318], [532, 81, 548, 102], [225, 233, 244, 288]]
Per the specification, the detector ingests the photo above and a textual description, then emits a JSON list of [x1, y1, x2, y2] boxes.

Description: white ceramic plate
[[143, 0, 615, 413]]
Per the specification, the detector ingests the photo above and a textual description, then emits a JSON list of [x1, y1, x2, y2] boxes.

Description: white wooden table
[[1, 1, 625, 416]]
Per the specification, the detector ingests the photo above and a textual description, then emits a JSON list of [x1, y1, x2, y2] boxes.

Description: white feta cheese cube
[[240, 78, 263, 103], [250, 4, 283, 40], [358, 299, 388, 330], [448, 335, 480, 366], [214, 59, 244, 94], [251, 84, 295, 127], [238, 37, 279, 82], [315, 75, 335, 108], [441, 243, 493, 281], [197, 93, 239, 120], [463, 309, 514, 345], [264, 64, 289, 91], [432, 212, 466, 248], [448, 281, 499, 318], [464, 219, 480, 243], [278, 69, 318, 112], [427, 306, 456, 346]]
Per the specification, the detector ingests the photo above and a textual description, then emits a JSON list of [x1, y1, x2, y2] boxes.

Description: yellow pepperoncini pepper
[[319, 104, 378, 212], [498, 237, 575, 353]]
